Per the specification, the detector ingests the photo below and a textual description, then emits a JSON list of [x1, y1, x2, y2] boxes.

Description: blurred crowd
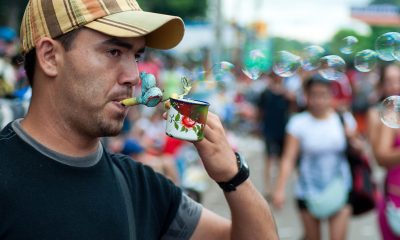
[[2, 24, 400, 239], [0, 26, 30, 128]]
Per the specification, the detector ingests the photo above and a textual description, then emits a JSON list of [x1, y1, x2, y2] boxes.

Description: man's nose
[[119, 60, 140, 87]]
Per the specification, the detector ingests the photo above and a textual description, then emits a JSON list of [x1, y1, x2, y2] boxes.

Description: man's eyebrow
[[102, 38, 133, 50], [101, 38, 146, 55]]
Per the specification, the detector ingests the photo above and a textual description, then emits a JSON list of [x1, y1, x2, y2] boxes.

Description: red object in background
[[138, 61, 161, 81], [331, 80, 352, 103], [354, 112, 367, 136], [163, 136, 185, 156]]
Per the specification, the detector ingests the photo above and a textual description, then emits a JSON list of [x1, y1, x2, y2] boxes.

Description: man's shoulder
[[0, 122, 19, 155], [107, 152, 178, 191]]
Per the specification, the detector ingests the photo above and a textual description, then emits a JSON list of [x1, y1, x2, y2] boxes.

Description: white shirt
[[286, 111, 356, 198]]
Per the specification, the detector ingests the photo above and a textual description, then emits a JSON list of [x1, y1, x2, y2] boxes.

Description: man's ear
[[35, 37, 61, 78]]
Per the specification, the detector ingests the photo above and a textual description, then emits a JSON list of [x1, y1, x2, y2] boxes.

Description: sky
[[222, 0, 372, 43]]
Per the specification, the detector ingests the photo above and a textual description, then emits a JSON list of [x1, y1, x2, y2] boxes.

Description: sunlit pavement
[[202, 134, 382, 240]]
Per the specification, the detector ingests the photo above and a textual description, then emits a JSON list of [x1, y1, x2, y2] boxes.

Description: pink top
[[378, 133, 400, 239]]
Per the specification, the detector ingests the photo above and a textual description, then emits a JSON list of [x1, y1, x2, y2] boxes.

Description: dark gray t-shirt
[[0, 120, 202, 239]]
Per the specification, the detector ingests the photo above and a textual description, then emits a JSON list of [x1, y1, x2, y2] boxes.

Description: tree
[[0, 0, 208, 31], [370, 0, 400, 5], [0, 0, 28, 29], [136, 0, 207, 21]]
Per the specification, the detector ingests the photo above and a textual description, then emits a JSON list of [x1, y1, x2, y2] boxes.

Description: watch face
[[238, 153, 248, 169], [242, 158, 249, 169]]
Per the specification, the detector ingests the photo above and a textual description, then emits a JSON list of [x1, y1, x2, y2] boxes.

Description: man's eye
[[107, 49, 122, 57], [135, 54, 144, 63]]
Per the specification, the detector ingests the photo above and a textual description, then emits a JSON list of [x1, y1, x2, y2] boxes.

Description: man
[[0, 0, 278, 239]]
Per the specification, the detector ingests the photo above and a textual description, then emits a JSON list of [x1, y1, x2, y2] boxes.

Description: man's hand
[[163, 110, 279, 240], [192, 112, 238, 182]]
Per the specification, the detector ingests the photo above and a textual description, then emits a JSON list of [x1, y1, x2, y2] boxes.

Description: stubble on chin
[[86, 100, 127, 137], [97, 116, 125, 137]]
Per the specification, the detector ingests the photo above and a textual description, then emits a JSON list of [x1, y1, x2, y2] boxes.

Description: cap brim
[[85, 11, 184, 50]]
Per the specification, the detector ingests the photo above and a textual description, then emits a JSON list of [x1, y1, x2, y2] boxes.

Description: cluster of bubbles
[[174, 50, 268, 100], [270, 35, 376, 80], [270, 33, 400, 79], [169, 32, 400, 128]]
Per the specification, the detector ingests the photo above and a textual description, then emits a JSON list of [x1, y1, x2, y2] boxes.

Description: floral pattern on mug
[[169, 112, 205, 140]]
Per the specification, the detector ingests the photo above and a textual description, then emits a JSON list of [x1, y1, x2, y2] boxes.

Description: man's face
[[55, 28, 145, 138]]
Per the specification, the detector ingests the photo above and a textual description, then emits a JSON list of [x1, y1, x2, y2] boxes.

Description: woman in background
[[273, 76, 356, 240], [368, 63, 400, 240]]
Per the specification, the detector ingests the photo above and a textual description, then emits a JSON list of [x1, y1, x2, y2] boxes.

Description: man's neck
[[21, 111, 100, 157]]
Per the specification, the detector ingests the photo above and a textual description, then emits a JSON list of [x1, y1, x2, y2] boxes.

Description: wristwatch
[[217, 152, 250, 192]]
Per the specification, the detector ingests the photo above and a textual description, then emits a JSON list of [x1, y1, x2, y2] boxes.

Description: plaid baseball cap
[[20, 0, 185, 54]]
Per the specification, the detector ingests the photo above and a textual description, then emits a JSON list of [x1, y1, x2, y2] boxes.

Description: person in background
[[273, 76, 356, 240], [257, 72, 295, 198], [0, 0, 278, 239], [0, 27, 17, 98], [367, 64, 400, 149], [367, 63, 400, 240]]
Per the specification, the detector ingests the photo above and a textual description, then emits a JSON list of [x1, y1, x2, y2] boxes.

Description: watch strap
[[217, 152, 250, 192]]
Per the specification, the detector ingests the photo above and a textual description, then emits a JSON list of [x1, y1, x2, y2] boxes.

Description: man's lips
[[112, 98, 130, 109]]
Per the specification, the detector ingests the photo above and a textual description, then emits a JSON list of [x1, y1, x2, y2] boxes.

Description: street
[[202, 134, 382, 240]]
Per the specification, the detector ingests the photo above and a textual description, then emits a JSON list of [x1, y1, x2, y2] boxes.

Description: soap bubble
[[380, 95, 400, 128], [184, 61, 235, 98], [318, 55, 346, 80], [189, 66, 207, 82], [190, 61, 235, 84], [272, 51, 301, 77], [211, 61, 235, 81], [301, 45, 325, 71], [354, 49, 378, 73], [242, 67, 262, 81], [375, 32, 400, 61], [242, 49, 267, 80], [340, 36, 358, 55]]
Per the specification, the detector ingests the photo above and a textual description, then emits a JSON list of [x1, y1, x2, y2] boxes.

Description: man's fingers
[[204, 112, 223, 131], [198, 124, 219, 144]]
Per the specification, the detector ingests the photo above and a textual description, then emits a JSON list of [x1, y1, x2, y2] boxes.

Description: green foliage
[[370, 0, 400, 5], [0, 0, 28, 28], [271, 37, 308, 55], [0, 0, 207, 28], [136, 0, 207, 20], [329, 29, 370, 63], [369, 26, 400, 43]]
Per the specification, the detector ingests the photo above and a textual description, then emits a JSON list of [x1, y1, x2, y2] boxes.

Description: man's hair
[[23, 28, 82, 87]]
